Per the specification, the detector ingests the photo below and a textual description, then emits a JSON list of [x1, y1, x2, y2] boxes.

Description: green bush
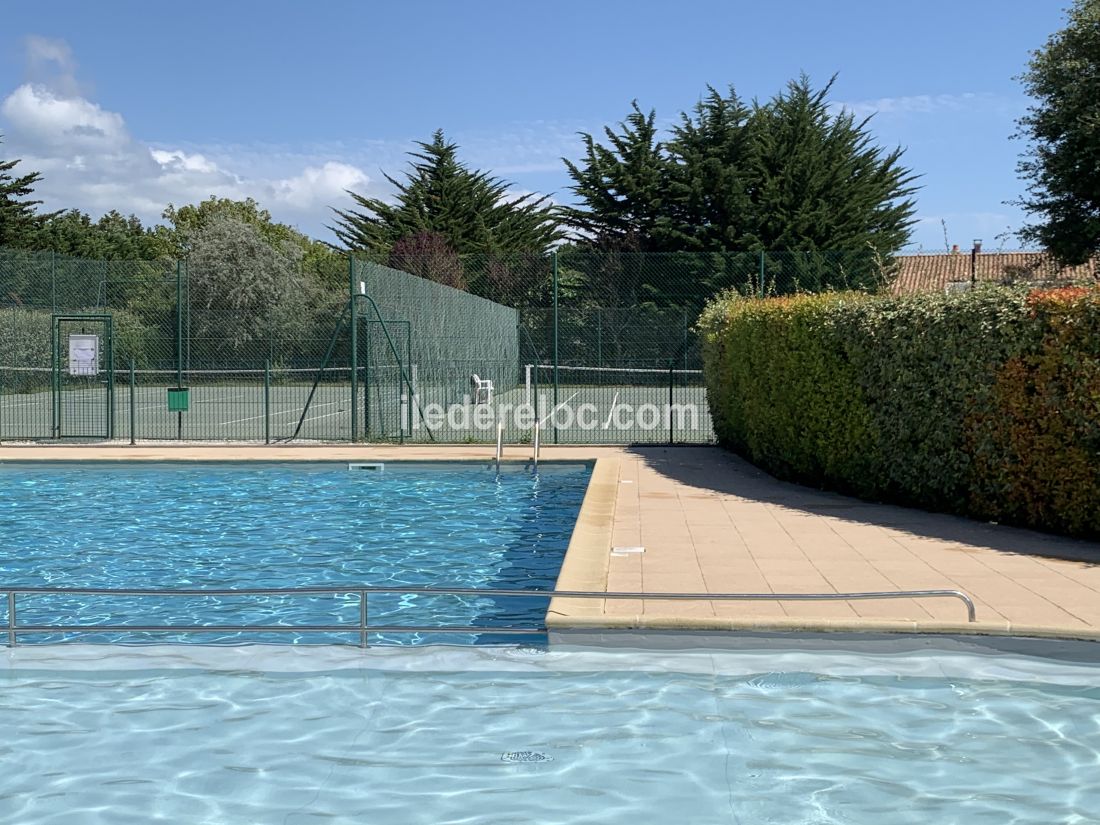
[[0, 307, 158, 393], [699, 286, 1100, 537]]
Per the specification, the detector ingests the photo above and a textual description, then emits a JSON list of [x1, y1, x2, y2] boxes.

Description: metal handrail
[[494, 421, 504, 470], [532, 420, 541, 467], [0, 585, 976, 648]]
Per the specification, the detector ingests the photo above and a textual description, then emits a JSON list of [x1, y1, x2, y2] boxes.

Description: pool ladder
[[493, 422, 540, 472]]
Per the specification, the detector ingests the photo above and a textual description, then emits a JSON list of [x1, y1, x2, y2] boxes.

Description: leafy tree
[[331, 130, 562, 255], [0, 135, 53, 248], [387, 230, 465, 289], [162, 196, 345, 287], [1015, 0, 1100, 264], [562, 78, 918, 288], [185, 213, 318, 357], [33, 210, 172, 260]]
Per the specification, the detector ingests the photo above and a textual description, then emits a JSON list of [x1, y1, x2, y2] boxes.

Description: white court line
[[218, 401, 339, 426], [296, 409, 351, 426], [602, 391, 621, 429], [537, 391, 578, 427]]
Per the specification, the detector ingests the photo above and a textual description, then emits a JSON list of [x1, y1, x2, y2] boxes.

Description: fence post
[[668, 365, 675, 444], [129, 359, 135, 446], [175, 260, 183, 441], [552, 250, 559, 445], [596, 308, 602, 368], [264, 359, 271, 445], [349, 255, 358, 443], [758, 251, 766, 299]]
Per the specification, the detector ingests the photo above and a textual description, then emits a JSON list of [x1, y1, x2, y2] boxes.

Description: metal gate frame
[[51, 314, 114, 440]]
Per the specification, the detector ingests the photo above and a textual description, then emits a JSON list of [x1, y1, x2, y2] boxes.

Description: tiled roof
[[890, 252, 1099, 294]]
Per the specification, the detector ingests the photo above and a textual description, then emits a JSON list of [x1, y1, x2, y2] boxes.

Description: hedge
[[0, 307, 159, 393], [699, 286, 1100, 538]]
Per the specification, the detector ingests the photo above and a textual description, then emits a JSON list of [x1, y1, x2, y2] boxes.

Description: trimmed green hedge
[[699, 286, 1100, 537]]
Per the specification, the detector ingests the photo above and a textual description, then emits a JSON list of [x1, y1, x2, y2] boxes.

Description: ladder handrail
[[0, 585, 977, 648]]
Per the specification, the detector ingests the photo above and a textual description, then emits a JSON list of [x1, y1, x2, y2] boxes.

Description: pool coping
[[2, 444, 1099, 646]]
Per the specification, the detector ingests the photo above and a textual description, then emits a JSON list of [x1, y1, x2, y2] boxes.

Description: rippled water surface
[[2, 645, 1099, 824], [0, 461, 590, 642]]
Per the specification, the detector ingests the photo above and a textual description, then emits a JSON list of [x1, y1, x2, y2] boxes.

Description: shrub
[[699, 285, 1100, 537], [0, 306, 158, 393]]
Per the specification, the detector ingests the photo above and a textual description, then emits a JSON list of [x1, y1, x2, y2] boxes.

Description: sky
[[0, 0, 1072, 251]]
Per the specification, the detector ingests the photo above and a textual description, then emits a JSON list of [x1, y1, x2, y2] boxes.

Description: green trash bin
[[167, 387, 190, 412]]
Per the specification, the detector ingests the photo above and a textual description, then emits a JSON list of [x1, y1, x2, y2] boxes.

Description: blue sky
[[0, 0, 1069, 251]]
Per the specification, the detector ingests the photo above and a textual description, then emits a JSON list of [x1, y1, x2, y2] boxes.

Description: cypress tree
[[330, 130, 561, 255], [0, 135, 52, 248], [561, 104, 672, 251], [563, 78, 918, 264]]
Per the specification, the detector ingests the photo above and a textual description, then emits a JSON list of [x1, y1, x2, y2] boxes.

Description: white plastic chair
[[470, 373, 494, 404]]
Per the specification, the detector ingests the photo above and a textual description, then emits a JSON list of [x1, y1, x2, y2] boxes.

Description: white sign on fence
[[68, 334, 100, 376]]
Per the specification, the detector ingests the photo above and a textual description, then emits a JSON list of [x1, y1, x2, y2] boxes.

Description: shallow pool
[[0, 461, 590, 643], [3, 644, 1098, 824]]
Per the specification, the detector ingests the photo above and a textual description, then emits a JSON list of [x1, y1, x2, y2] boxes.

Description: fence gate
[[51, 315, 114, 439]]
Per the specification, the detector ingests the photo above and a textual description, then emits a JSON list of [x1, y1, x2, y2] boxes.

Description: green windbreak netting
[[353, 259, 520, 440]]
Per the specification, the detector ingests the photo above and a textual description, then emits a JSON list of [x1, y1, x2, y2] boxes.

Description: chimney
[[951, 244, 959, 254], [973, 239, 982, 254], [970, 239, 982, 285]]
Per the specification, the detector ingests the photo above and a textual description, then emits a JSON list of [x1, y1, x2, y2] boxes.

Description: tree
[[664, 87, 755, 251], [562, 78, 918, 269], [330, 130, 562, 255], [1015, 0, 1100, 265], [162, 196, 344, 287], [0, 134, 53, 248], [742, 76, 917, 254], [185, 213, 318, 358], [33, 210, 172, 260], [561, 104, 672, 251], [387, 230, 465, 289]]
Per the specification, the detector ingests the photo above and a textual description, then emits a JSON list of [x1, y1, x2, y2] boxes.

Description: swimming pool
[[0, 461, 591, 643], [3, 642, 1098, 823]]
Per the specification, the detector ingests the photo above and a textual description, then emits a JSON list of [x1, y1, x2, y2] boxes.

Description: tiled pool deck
[[2, 443, 1098, 641]]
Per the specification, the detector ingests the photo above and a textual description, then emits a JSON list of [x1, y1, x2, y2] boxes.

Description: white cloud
[[0, 37, 585, 240], [0, 38, 374, 238], [1, 85, 127, 151], [273, 161, 370, 210], [24, 35, 82, 98], [833, 92, 1020, 120]]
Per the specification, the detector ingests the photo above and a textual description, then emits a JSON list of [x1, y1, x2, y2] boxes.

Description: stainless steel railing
[[0, 585, 977, 647]]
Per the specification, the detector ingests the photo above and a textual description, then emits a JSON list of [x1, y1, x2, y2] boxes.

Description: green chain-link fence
[[1, 247, 888, 445]]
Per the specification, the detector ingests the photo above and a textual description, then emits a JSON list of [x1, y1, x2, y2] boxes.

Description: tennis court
[[1, 364, 714, 444], [0, 366, 423, 443]]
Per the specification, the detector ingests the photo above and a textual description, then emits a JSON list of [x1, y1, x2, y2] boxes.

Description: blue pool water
[[2, 644, 1099, 824], [0, 461, 591, 643]]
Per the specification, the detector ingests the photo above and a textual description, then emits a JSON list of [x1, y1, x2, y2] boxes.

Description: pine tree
[[561, 104, 673, 250], [743, 76, 917, 254], [562, 78, 918, 266], [330, 130, 561, 255], [664, 86, 755, 250], [0, 135, 52, 248]]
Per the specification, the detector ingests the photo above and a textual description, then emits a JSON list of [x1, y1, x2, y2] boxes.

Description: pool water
[[0, 461, 591, 643], [3, 645, 1099, 824]]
